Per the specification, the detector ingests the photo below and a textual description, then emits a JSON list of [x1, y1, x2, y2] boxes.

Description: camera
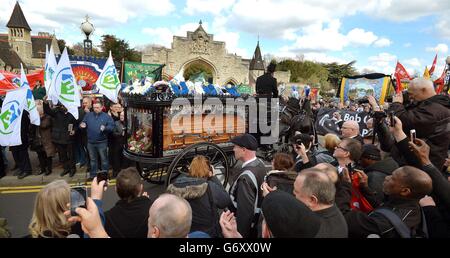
[[371, 110, 387, 120], [388, 111, 396, 127], [70, 186, 87, 216]]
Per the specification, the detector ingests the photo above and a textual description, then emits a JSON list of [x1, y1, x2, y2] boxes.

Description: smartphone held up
[[70, 186, 87, 216], [410, 129, 417, 143]]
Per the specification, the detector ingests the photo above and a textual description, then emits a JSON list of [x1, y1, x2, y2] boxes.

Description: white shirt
[[242, 157, 257, 168]]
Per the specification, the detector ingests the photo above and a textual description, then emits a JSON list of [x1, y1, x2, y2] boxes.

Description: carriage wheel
[[165, 142, 229, 188], [136, 161, 169, 185]]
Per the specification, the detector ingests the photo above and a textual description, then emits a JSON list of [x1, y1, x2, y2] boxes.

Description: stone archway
[[223, 77, 238, 86], [181, 57, 218, 83]]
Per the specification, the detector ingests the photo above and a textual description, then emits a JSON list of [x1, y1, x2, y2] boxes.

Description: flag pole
[[121, 58, 125, 83]]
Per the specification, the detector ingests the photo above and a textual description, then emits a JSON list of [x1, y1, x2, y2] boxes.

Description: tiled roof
[[6, 2, 31, 31], [0, 40, 27, 69]]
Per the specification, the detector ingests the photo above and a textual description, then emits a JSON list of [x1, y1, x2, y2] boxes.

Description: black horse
[[279, 97, 317, 143]]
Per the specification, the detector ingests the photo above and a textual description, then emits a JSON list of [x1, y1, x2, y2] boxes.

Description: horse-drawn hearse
[[121, 82, 315, 187]]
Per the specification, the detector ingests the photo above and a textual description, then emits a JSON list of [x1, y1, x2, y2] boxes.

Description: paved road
[[0, 144, 274, 237], [0, 180, 166, 238]]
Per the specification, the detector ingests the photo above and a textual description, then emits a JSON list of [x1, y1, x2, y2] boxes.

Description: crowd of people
[[0, 80, 129, 180], [0, 73, 449, 238]]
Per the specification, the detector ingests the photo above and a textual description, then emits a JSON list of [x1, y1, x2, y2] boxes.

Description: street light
[[81, 15, 94, 56]]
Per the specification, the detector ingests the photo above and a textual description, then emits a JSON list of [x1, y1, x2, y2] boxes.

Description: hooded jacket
[[167, 175, 231, 238]]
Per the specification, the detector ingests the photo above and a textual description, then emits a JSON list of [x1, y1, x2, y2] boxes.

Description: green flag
[[123, 61, 163, 84]]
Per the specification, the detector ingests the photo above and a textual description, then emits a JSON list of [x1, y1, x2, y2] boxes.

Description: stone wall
[[142, 26, 250, 86]]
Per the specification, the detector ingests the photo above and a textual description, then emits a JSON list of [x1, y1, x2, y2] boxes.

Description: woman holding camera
[[292, 133, 317, 172]]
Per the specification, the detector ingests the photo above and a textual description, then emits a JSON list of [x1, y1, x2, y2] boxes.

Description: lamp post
[[80, 15, 94, 56]]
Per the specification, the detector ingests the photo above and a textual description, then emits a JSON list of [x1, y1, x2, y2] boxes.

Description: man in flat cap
[[228, 134, 268, 238]]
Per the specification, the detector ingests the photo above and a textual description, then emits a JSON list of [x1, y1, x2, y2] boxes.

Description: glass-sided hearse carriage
[[121, 84, 253, 187]]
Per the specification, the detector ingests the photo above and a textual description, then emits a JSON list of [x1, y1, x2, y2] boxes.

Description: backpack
[[371, 208, 428, 238]]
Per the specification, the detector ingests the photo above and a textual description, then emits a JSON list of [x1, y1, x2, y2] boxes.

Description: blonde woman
[[315, 133, 340, 166], [167, 155, 231, 237], [28, 180, 82, 238]]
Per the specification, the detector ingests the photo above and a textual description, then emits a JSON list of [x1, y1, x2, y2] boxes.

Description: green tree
[[71, 42, 103, 57], [323, 61, 358, 90], [100, 35, 141, 62], [276, 59, 330, 91]]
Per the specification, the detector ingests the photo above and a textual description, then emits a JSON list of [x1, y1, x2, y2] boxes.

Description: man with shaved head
[[340, 120, 364, 144], [389, 78, 450, 169], [147, 194, 192, 238]]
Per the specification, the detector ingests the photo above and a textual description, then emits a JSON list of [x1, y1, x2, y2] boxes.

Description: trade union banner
[[56, 55, 113, 93], [123, 61, 163, 84], [339, 73, 391, 105], [315, 108, 371, 137]]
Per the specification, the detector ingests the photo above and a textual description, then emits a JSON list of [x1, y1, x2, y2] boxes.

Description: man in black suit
[[256, 63, 278, 98], [254, 63, 278, 146]]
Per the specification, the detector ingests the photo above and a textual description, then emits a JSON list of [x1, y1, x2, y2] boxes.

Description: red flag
[[0, 70, 44, 95], [27, 69, 44, 90], [395, 74, 403, 94], [434, 67, 447, 93], [0, 71, 19, 95], [395, 61, 412, 80], [394, 61, 411, 93], [429, 54, 438, 76]]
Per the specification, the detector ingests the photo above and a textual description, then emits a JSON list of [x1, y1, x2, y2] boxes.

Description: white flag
[[52, 47, 80, 119], [20, 64, 40, 126], [45, 45, 58, 105], [0, 88, 27, 146], [96, 51, 120, 103]]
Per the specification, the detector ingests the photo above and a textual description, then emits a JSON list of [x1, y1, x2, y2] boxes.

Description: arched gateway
[[143, 21, 255, 87]]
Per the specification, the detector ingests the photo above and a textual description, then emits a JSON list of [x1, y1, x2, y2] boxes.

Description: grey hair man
[[389, 77, 450, 169], [147, 194, 192, 238], [293, 168, 348, 238]]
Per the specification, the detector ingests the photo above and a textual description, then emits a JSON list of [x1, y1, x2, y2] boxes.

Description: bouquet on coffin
[[128, 124, 152, 153]]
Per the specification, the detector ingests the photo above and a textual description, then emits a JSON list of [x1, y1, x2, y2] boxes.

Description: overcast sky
[[1, 0, 449, 77]]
